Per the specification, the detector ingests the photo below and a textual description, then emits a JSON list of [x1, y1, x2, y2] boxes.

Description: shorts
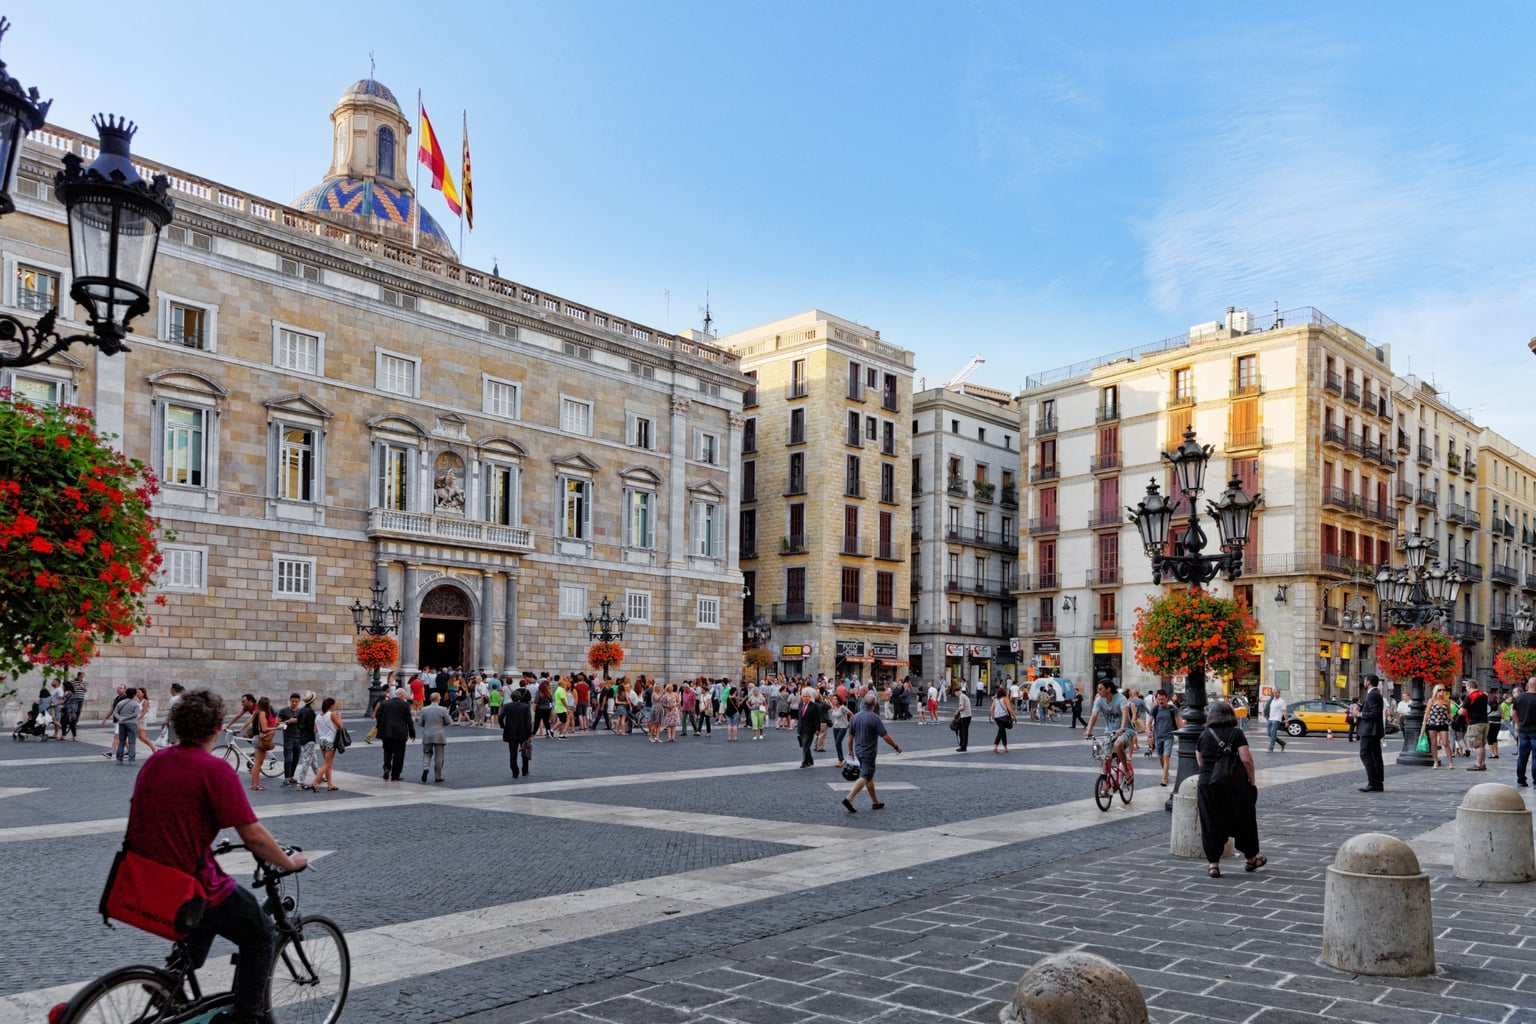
[[857, 757, 876, 780], [1426, 724, 1449, 733], [1154, 737, 1176, 758], [725, 713, 739, 726], [927, 699, 937, 715], [1466, 723, 1488, 748]]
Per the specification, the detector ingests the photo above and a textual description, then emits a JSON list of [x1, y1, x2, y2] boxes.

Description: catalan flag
[[462, 111, 474, 230], [418, 100, 462, 216]]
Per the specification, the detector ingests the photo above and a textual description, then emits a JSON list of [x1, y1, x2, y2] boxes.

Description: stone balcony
[[367, 509, 534, 551]]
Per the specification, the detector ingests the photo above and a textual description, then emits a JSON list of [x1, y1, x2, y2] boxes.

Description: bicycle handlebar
[[212, 839, 307, 879]]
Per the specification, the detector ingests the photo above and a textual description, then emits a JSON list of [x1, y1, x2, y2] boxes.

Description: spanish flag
[[418, 100, 462, 216], [461, 111, 474, 230]]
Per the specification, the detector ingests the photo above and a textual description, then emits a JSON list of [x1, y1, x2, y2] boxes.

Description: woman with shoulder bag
[[311, 697, 344, 792], [249, 695, 278, 790], [1195, 700, 1264, 878], [990, 685, 1015, 754], [952, 686, 972, 752]]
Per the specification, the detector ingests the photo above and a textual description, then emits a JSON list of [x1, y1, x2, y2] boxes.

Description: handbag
[[334, 725, 352, 754], [99, 847, 207, 941], [948, 713, 961, 733], [998, 713, 1015, 730], [1415, 731, 1430, 754]]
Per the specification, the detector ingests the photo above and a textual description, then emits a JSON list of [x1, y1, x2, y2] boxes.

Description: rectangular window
[[163, 405, 206, 487], [865, 415, 878, 441], [1172, 366, 1192, 402], [841, 567, 861, 606], [377, 351, 418, 396], [275, 327, 320, 374], [696, 595, 720, 628], [626, 590, 651, 623], [559, 584, 586, 618], [160, 545, 207, 592], [485, 463, 517, 525], [844, 505, 860, 552], [788, 503, 806, 549], [790, 358, 807, 397], [168, 303, 207, 349], [787, 566, 807, 605], [273, 556, 315, 600], [1100, 385, 1119, 419], [10, 374, 61, 405], [880, 462, 895, 503], [694, 430, 719, 465], [742, 417, 756, 453], [789, 407, 806, 444], [278, 426, 315, 502], [847, 410, 861, 447], [693, 500, 721, 557], [845, 454, 861, 496], [788, 452, 806, 494], [626, 489, 654, 548], [627, 413, 654, 449], [740, 508, 757, 556], [848, 360, 863, 399], [484, 378, 520, 419], [1236, 354, 1257, 391], [15, 264, 58, 312], [377, 443, 412, 510], [742, 460, 756, 502], [562, 477, 592, 539], [882, 420, 895, 455], [882, 372, 898, 411], [560, 397, 593, 436]]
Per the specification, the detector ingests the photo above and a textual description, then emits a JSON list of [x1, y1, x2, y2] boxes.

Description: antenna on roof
[[1273, 301, 1282, 329], [699, 289, 714, 336]]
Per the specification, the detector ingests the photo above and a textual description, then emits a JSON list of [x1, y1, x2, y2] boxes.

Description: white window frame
[[691, 499, 722, 558], [162, 403, 210, 489], [694, 429, 719, 465], [157, 292, 220, 352], [626, 590, 652, 624], [627, 412, 655, 450], [274, 422, 320, 503], [560, 395, 593, 436], [375, 441, 417, 511], [5, 253, 69, 315], [559, 583, 587, 618], [482, 375, 521, 420], [625, 487, 655, 549], [696, 595, 720, 629], [159, 544, 208, 593], [483, 461, 520, 525], [3, 369, 70, 406], [376, 348, 421, 398], [272, 555, 316, 601], [560, 474, 593, 539], [271, 319, 324, 376]]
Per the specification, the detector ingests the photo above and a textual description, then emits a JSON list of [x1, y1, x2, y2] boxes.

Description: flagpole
[[412, 89, 422, 251], [458, 108, 466, 257]]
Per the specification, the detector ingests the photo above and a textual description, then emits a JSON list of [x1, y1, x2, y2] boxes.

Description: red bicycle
[[1090, 735, 1134, 811]]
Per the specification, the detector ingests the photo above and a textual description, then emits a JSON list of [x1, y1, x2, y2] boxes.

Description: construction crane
[[946, 355, 986, 390]]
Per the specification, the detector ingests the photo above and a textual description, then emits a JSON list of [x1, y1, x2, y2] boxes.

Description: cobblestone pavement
[[2, 713, 1534, 1024]]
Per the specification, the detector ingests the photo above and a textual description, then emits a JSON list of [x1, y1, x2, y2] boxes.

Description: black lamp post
[[1514, 601, 1534, 649], [1128, 428, 1261, 806], [351, 578, 403, 709], [0, 20, 174, 368], [585, 595, 627, 680], [1374, 532, 1465, 766], [745, 613, 772, 684]]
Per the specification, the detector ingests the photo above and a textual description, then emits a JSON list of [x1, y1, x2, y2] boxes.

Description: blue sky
[[17, 2, 1536, 435]]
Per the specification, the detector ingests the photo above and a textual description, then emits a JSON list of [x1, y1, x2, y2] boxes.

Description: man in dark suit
[[1358, 675, 1385, 792], [375, 687, 416, 781], [797, 687, 825, 767]]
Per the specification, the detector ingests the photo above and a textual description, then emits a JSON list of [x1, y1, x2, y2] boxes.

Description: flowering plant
[[1132, 587, 1256, 680], [0, 393, 165, 683], [355, 635, 399, 669], [1377, 628, 1460, 687], [1495, 647, 1536, 687], [743, 646, 773, 672], [588, 641, 625, 671]]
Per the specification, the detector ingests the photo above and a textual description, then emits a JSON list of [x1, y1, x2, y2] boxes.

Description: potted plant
[[589, 640, 625, 679], [1494, 647, 1536, 687], [1132, 587, 1257, 681], [355, 635, 400, 670], [1377, 628, 1460, 689]]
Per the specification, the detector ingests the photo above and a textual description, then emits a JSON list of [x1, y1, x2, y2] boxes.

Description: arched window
[[377, 126, 396, 179]]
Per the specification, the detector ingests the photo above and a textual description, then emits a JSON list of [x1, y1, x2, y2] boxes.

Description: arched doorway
[[419, 585, 472, 670]]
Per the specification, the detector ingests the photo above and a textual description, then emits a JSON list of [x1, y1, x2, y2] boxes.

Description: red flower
[[29, 536, 53, 554]]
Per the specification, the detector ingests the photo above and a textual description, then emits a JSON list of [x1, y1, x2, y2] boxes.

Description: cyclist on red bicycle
[[124, 689, 309, 1024], [1083, 678, 1134, 773]]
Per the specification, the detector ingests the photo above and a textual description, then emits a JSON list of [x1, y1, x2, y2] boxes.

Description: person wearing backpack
[[1195, 700, 1264, 878]]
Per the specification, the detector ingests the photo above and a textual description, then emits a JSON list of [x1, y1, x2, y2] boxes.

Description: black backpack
[[1208, 728, 1244, 786]]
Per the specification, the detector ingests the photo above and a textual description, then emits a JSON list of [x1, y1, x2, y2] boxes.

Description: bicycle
[[213, 727, 282, 780], [52, 840, 349, 1024], [1090, 734, 1135, 811]]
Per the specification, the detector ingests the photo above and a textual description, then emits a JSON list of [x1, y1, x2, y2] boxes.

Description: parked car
[[1285, 699, 1399, 736]]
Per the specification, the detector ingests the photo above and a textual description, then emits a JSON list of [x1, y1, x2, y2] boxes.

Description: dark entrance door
[[418, 585, 471, 671]]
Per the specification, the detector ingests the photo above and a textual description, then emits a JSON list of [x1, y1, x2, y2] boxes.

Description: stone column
[[478, 571, 495, 672], [401, 563, 420, 674], [725, 412, 745, 573], [667, 394, 691, 567], [502, 573, 518, 673]]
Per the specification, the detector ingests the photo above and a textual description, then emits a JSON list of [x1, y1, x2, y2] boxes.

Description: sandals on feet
[[1245, 856, 1267, 872], [1208, 866, 1221, 878]]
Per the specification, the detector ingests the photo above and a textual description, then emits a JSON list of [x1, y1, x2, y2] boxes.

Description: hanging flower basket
[[1495, 647, 1536, 687], [1131, 587, 1257, 680], [588, 641, 625, 671], [1377, 628, 1460, 688], [355, 635, 399, 670], [743, 646, 773, 672], [0, 392, 166, 683]]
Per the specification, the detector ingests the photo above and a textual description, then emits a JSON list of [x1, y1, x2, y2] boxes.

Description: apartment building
[[715, 312, 914, 682], [1474, 429, 1536, 676], [909, 383, 1022, 689]]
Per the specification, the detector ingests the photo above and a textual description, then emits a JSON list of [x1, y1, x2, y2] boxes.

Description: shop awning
[[840, 655, 874, 663], [878, 658, 910, 666]]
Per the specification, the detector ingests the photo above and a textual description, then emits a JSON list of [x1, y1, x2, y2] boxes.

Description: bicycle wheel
[[270, 914, 350, 1024], [216, 743, 243, 772], [1094, 773, 1113, 811], [261, 751, 284, 779], [57, 964, 177, 1024], [1118, 769, 1135, 804]]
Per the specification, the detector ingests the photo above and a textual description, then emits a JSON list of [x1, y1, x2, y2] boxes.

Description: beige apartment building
[[1473, 429, 1536, 675], [715, 312, 914, 682], [4, 80, 748, 703]]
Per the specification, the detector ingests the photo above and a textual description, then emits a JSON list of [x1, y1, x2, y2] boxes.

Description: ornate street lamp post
[[1514, 601, 1534, 649], [1374, 533, 1465, 766], [585, 595, 628, 680], [0, 21, 175, 368], [351, 578, 403, 709], [1128, 428, 1261, 807], [744, 614, 773, 684]]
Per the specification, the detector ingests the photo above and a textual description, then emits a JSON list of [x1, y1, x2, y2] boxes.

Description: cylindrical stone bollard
[[999, 950, 1148, 1024], [1322, 833, 1435, 976], [1170, 777, 1234, 860], [1454, 783, 1536, 883]]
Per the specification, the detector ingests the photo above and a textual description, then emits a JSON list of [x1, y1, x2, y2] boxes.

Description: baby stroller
[[11, 702, 51, 741]]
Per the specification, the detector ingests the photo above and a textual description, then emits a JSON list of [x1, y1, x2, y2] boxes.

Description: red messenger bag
[[99, 846, 208, 941]]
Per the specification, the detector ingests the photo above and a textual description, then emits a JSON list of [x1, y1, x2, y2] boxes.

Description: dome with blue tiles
[[343, 78, 400, 110], [292, 177, 455, 255]]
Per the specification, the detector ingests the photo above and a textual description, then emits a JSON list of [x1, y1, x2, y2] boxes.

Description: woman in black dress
[[1195, 700, 1264, 878]]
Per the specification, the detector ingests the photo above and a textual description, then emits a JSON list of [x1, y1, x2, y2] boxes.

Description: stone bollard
[[1169, 777, 1233, 860], [999, 950, 1148, 1024], [1454, 783, 1536, 883], [1321, 833, 1435, 976]]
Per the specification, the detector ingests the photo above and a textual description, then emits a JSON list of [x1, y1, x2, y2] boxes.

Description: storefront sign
[[835, 640, 865, 657], [1092, 638, 1123, 654], [944, 643, 966, 657], [967, 644, 994, 658], [1251, 634, 1265, 655], [780, 644, 811, 659], [1033, 641, 1060, 653], [908, 642, 924, 656], [1009, 637, 1021, 654], [870, 641, 899, 659]]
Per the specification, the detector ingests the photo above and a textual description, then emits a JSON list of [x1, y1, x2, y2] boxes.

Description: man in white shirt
[[1266, 692, 1289, 752]]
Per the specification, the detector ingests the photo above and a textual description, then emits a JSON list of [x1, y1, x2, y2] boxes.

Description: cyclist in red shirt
[[124, 689, 308, 1024]]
